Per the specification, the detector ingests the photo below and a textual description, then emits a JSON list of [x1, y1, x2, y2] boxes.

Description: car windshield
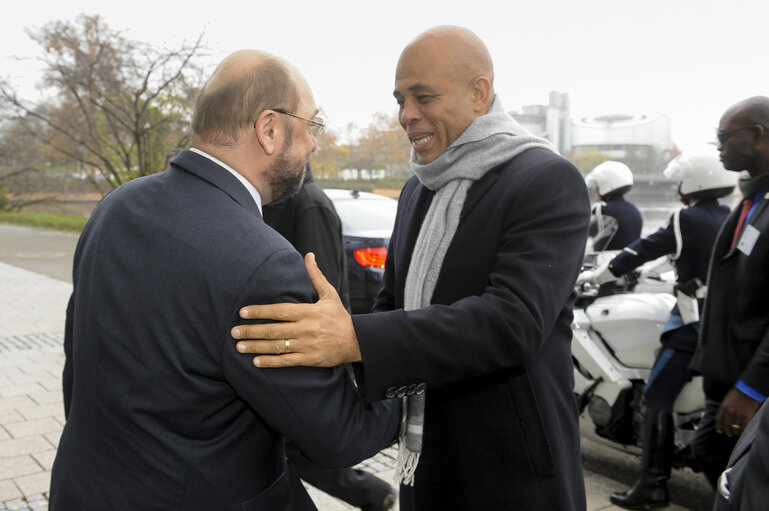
[[333, 198, 397, 232]]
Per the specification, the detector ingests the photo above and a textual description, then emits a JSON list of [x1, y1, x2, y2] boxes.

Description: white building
[[571, 112, 675, 171], [509, 91, 571, 155], [510, 92, 676, 174]]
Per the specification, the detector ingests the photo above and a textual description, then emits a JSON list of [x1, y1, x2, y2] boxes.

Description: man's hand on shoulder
[[232, 253, 362, 368]]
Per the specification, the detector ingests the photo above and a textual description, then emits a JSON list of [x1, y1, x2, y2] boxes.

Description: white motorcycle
[[572, 251, 704, 471]]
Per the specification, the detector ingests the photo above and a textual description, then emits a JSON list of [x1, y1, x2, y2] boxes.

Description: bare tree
[[0, 14, 206, 193], [312, 111, 411, 178], [0, 114, 53, 211]]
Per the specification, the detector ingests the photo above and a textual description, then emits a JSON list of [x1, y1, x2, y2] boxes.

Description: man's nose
[[400, 99, 420, 125]]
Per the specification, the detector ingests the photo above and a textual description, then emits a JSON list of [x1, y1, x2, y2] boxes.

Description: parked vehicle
[[572, 251, 704, 471], [323, 189, 398, 314]]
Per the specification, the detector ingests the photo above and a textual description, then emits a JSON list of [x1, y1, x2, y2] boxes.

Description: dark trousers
[[287, 441, 392, 507], [644, 347, 695, 412], [691, 398, 739, 489]]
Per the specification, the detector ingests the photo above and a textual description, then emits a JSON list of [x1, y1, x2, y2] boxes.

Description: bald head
[[718, 96, 769, 176], [722, 96, 769, 127], [399, 26, 494, 89], [191, 50, 301, 146], [206, 50, 269, 89]]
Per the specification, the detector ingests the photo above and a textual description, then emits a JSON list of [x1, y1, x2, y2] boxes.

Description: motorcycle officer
[[580, 152, 737, 509], [585, 161, 643, 251]]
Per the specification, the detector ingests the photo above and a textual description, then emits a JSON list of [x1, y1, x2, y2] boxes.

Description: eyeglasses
[[273, 109, 325, 138], [716, 123, 768, 145]]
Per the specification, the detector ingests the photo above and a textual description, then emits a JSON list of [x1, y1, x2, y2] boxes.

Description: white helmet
[[585, 161, 634, 197], [663, 153, 737, 199]]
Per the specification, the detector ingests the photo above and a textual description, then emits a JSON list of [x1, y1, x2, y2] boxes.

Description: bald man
[[49, 50, 399, 510], [690, 96, 769, 490], [232, 27, 590, 510]]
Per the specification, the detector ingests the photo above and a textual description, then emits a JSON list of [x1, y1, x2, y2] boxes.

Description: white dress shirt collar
[[189, 147, 263, 214]]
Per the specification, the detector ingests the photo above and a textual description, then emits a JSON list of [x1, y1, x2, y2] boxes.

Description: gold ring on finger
[[285, 339, 290, 354]]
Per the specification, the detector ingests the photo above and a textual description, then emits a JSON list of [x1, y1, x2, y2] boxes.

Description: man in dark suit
[[691, 95, 769, 489], [232, 26, 590, 510], [50, 49, 399, 511]]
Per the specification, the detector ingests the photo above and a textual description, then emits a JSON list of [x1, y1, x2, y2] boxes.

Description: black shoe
[[361, 489, 397, 511], [609, 474, 669, 509]]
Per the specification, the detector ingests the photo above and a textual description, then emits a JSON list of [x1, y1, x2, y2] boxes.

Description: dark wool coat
[[352, 148, 590, 511]]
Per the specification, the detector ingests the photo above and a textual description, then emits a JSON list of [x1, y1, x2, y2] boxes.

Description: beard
[[265, 131, 307, 205]]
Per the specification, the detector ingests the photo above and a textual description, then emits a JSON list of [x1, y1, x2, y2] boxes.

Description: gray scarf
[[395, 97, 555, 485]]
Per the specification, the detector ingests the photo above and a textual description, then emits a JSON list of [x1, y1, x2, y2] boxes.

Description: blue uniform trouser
[[644, 347, 695, 412]]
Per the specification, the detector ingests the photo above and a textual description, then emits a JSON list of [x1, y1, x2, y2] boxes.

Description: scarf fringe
[[395, 440, 420, 486]]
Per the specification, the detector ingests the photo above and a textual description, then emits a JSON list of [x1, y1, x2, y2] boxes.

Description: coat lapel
[[723, 194, 769, 260], [721, 205, 743, 260], [461, 164, 501, 221], [747, 194, 769, 230]]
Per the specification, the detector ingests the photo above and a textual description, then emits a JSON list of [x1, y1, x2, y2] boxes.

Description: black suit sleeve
[[223, 248, 398, 467]]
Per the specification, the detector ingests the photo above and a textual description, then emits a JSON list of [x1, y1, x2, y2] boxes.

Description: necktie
[[731, 198, 755, 247]]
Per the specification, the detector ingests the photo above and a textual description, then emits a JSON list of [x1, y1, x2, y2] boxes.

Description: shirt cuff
[[736, 380, 767, 402]]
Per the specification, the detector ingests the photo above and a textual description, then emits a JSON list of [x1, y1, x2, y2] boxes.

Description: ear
[[754, 125, 769, 165], [755, 123, 769, 142], [254, 110, 282, 156], [469, 76, 492, 113]]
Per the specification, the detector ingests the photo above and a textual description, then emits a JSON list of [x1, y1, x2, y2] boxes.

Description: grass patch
[[0, 212, 87, 232]]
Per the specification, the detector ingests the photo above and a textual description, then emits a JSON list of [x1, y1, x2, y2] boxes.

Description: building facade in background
[[509, 92, 677, 175], [510, 91, 573, 156], [571, 112, 675, 173]]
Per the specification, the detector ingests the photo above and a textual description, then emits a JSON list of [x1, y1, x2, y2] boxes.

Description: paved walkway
[[0, 260, 697, 510]]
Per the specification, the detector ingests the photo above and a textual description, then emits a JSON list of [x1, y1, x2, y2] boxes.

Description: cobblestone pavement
[[0, 259, 72, 511], [1, 260, 700, 511]]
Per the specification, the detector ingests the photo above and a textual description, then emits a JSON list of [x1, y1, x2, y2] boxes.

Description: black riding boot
[[609, 409, 673, 509]]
